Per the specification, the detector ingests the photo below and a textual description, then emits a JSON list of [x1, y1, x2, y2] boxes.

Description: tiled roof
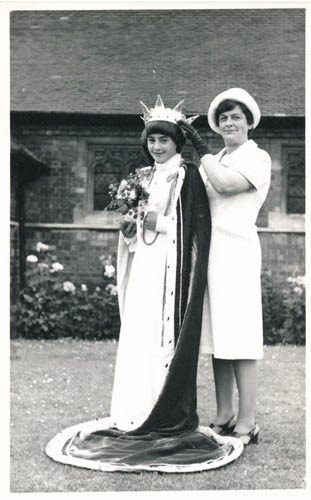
[[10, 9, 305, 117]]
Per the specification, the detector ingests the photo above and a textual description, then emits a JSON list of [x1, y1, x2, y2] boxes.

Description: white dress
[[110, 154, 182, 431], [200, 140, 271, 359]]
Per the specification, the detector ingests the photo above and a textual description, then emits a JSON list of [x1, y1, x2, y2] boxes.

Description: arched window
[[93, 153, 123, 211], [89, 145, 147, 212]]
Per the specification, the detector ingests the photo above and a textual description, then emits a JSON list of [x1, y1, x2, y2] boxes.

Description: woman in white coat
[[179, 88, 271, 446]]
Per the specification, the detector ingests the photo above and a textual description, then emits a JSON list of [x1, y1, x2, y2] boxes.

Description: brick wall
[[11, 114, 305, 292], [259, 231, 305, 283]]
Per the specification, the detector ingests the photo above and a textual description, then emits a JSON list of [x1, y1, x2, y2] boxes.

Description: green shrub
[[262, 271, 305, 346], [279, 275, 305, 345], [11, 243, 120, 340]]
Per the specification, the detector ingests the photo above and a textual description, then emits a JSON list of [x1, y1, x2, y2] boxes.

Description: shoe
[[231, 423, 259, 445], [209, 415, 236, 436]]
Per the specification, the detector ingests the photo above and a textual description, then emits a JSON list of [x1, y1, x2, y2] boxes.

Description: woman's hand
[[178, 120, 210, 158], [143, 211, 158, 231], [121, 219, 137, 238]]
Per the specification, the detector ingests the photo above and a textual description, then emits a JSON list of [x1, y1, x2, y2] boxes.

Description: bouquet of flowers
[[105, 168, 152, 218]]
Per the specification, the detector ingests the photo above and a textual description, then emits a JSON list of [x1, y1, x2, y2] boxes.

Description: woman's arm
[[178, 120, 252, 196], [200, 154, 252, 195]]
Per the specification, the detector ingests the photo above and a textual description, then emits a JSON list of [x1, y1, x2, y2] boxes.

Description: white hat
[[207, 88, 261, 134]]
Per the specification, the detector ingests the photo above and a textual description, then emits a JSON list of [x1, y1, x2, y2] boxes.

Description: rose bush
[[11, 244, 120, 340], [262, 271, 305, 345]]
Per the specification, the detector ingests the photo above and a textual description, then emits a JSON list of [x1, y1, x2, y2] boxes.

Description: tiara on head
[[140, 95, 199, 126]]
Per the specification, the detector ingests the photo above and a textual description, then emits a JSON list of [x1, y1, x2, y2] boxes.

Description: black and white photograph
[[5, 0, 308, 496]]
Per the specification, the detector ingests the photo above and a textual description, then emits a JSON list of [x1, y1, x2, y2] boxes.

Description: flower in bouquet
[[105, 168, 152, 217]]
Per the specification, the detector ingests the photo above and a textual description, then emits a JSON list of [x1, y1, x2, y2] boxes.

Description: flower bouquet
[[105, 168, 152, 219]]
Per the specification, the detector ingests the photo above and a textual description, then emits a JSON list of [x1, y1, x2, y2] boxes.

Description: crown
[[140, 95, 199, 126]]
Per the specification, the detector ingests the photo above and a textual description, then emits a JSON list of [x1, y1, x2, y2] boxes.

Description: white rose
[[110, 285, 118, 296], [63, 281, 76, 293], [104, 264, 115, 278], [106, 284, 118, 296], [296, 276, 305, 287], [51, 262, 64, 272], [26, 255, 38, 263], [36, 242, 49, 252], [81, 284, 88, 292]]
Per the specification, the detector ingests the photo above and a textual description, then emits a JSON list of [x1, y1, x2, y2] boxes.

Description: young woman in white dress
[[179, 88, 271, 446]]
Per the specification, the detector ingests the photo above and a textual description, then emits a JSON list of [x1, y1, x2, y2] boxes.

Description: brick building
[[10, 9, 305, 296]]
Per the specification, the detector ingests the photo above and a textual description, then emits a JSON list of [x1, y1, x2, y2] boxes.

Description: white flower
[[95, 286, 101, 292], [63, 281, 76, 293], [51, 262, 64, 272], [287, 275, 305, 288], [129, 189, 137, 200], [36, 242, 49, 252], [296, 276, 305, 287], [293, 286, 303, 295], [104, 264, 115, 278], [26, 255, 38, 263], [106, 284, 118, 296], [120, 179, 128, 189], [81, 284, 88, 292]]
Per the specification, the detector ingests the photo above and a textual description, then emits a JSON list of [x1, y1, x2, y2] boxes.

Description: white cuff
[[121, 233, 137, 252], [155, 214, 169, 233]]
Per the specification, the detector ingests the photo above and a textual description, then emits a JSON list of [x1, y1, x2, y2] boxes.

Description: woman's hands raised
[[178, 120, 210, 158]]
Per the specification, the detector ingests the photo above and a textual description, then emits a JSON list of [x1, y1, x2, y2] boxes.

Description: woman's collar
[[155, 153, 181, 171], [219, 139, 257, 164]]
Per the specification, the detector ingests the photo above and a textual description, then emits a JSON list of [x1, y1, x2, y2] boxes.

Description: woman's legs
[[212, 357, 258, 433], [212, 356, 235, 424], [232, 359, 257, 433]]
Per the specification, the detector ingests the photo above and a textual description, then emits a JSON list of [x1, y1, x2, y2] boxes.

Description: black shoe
[[231, 423, 259, 445], [209, 415, 236, 436]]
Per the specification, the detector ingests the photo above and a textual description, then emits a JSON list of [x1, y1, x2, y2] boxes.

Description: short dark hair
[[141, 120, 186, 163], [215, 99, 254, 127]]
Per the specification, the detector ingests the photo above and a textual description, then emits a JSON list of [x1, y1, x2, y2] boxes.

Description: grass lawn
[[10, 339, 305, 493]]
